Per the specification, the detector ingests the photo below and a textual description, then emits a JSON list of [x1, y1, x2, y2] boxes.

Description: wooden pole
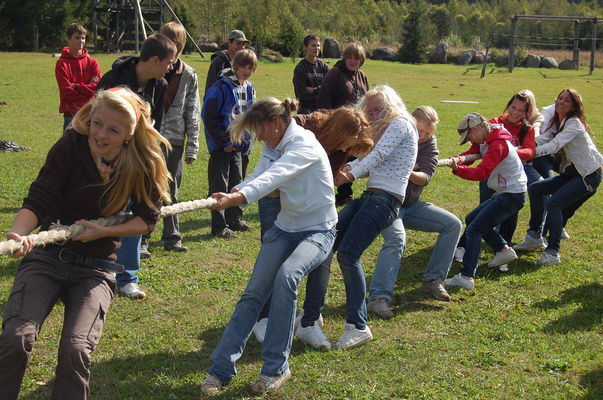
[[481, 36, 491, 79], [509, 15, 518, 73], [573, 20, 580, 70], [590, 18, 597, 75]]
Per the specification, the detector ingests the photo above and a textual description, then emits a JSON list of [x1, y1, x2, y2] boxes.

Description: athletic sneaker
[[454, 247, 465, 262], [294, 310, 324, 333], [335, 323, 373, 349], [488, 247, 518, 268], [421, 279, 451, 301], [253, 318, 268, 343], [251, 369, 291, 394], [117, 282, 146, 299], [367, 297, 394, 319], [561, 228, 570, 240], [140, 241, 151, 259], [444, 273, 475, 290], [514, 234, 547, 251], [535, 252, 560, 265], [295, 322, 331, 349], [201, 374, 225, 395]]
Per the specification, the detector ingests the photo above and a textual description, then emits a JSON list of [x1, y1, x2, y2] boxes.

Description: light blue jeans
[[115, 235, 141, 287], [369, 200, 462, 301], [209, 226, 336, 382]]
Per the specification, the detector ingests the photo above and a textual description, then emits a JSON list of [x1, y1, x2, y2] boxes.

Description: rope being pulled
[[436, 153, 482, 167], [0, 197, 218, 256]]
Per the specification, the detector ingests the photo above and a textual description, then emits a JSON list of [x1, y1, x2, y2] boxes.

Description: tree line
[[0, 0, 600, 55]]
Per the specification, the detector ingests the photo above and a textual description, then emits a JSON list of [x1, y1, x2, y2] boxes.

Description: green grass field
[[0, 52, 601, 399]]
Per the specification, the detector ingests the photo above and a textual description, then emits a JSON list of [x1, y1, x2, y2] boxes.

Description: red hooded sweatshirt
[[55, 47, 101, 116]]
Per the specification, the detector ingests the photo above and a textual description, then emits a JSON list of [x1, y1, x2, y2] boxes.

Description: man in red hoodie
[[55, 23, 101, 133]]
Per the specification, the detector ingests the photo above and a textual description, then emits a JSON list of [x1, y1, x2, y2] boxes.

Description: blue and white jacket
[[201, 73, 254, 154]]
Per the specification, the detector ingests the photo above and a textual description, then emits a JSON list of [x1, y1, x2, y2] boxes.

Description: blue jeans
[[257, 196, 331, 326], [115, 235, 141, 287], [62, 115, 73, 135], [527, 166, 601, 253], [461, 192, 525, 278], [334, 190, 400, 329], [209, 226, 336, 381], [369, 200, 462, 301]]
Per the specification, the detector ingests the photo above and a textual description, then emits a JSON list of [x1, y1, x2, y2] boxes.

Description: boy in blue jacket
[[202, 49, 256, 238]]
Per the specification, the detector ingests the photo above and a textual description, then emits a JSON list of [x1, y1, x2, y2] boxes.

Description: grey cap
[[228, 30, 250, 44], [457, 112, 486, 145]]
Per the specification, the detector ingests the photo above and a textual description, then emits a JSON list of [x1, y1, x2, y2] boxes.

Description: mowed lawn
[[0, 52, 601, 400]]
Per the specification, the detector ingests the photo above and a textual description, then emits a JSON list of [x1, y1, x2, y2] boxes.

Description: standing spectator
[[318, 42, 369, 205], [158, 22, 201, 253], [202, 49, 256, 239], [292, 35, 329, 114], [96, 33, 177, 299], [204, 29, 249, 93], [55, 23, 101, 133]]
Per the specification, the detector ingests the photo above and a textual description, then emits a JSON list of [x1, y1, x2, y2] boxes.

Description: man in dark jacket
[[204, 30, 249, 93], [96, 33, 176, 299], [97, 33, 176, 131]]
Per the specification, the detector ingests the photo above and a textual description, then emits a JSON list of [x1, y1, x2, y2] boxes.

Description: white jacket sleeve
[[536, 118, 583, 157]]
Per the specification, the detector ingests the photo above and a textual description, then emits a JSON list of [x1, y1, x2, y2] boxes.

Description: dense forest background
[[0, 0, 601, 55]]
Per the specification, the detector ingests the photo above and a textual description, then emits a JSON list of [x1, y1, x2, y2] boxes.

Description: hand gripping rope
[[436, 153, 482, 167], [0, 197, 218, 256]]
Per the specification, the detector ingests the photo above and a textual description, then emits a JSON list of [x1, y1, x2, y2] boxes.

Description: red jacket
[[55, 47, 101, 116], [489, 114, 535, 161], [455, 125, 513, 181]]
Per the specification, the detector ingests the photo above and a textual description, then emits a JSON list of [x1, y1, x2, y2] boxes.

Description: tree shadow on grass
[[533, 282, 602, 333], [579, 366, 603, 400]]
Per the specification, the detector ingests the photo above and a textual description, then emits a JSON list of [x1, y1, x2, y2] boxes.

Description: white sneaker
[[117, 282, 146, 299], [514, 234, 547, 251], [535, 252, 560, 265], [444, 273, 475, 290], [295, 322, 331, 349], [561, 228, 570, 240], [335, 323, 373, 349], [294, 310, 323, 333], [488, 247, 517, 268], [251, 369, 291, 394], [454, 247, 465, 262], [253, 318, 268, 344], [201, 374, 224, 395]]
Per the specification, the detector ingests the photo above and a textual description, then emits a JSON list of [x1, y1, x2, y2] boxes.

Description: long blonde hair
[[72, 88, 171, 216], [357, 85, 413, 143], [229, 97, 298, 143]]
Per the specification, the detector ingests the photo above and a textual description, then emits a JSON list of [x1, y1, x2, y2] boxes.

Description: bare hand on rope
[[6, 232, 35, 259]]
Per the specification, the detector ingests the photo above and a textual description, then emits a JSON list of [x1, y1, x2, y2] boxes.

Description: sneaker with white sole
[[454, 247, 465, 262], [201, 374, 225, 395], [295, 322, 331, 349], [367, 297, 394, 319], [251, 369, 291, 394], [514, 234, 547, 251], [444, 273, 475, 290], [117, 282, 146, 299], [488, 247, 518, 268], [335, 323, 373, 349], [535, 252, 560, 265], [253, 318, 268, 343], [294, 310, 324, 333], [421, 279, 451, 301], [561, 228, 570, 240]]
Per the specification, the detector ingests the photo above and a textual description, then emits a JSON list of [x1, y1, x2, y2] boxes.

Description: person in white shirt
[[201, 97, 337, 396], [514, 88, 603, 264], [331, 85, 418, 349]]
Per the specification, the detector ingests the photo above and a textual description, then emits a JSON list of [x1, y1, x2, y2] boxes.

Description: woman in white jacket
[[514, 88, 603, 264], [201, 97, 338, 396]]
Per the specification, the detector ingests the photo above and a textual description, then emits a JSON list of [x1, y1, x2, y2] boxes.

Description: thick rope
[[0, 197, 217, 256], [437, 153, 482, 167]]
